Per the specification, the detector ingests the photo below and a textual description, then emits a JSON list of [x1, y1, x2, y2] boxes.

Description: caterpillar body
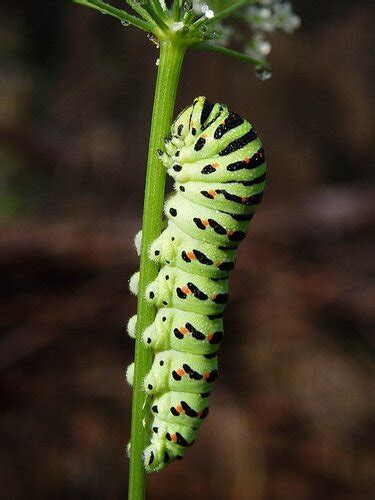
[[127, 96, 266, 472]]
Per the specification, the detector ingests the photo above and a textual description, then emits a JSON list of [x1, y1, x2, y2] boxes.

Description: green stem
[[193, 42, 265, 67], [207, 0, 251, 24], [72, 0, 151, 32], [172, 0, 181, 21], [128, 40, 186, 500]]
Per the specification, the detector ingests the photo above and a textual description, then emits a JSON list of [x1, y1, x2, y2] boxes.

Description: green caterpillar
[[127, 96, 266, 472]]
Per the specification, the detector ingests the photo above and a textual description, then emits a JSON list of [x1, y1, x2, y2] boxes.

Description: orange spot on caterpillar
[[241, 197, 248, 203], [181, 286, 191, 295], [211, 293, 217, 300], [201, 220, 209, 227], [176, 404, 183, 414], [215, 261, 222, 268], [207, 333, 213, 341], [203, 373, 209, 381], [179, 326, 189, 335], [208, 190, 217, 198], [243, 157, 250, 164], [227, 230, 234, 236], [187, 251, 195, 260], [171, 434, 177, 443], [211, 162, 220, 169], [201, 134, 207, 139], [177, 368, 185, 376]]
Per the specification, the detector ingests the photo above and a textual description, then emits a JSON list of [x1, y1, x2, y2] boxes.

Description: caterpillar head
[[170, 103, 193, 142], [188, 96, 209, 136], [186, 97, 226, 146]]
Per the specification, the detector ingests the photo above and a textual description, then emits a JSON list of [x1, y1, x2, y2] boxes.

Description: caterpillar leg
[[126, 362, 134, 386], [129, 271, 140, 295], [127, 314, 137, 339], [134, 230, 142, 256]]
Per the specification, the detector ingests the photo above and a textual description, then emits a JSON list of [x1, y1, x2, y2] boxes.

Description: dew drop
[[183, 0, 193, 11], [147, 32, 159, 48], [155, 58, 160, 66], [209, 30, 222, 40], [121, 20, 130, 27], [255, 64, 272, 81]]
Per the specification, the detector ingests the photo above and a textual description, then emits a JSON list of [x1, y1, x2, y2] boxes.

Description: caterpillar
[[127, 96, 266, 472]]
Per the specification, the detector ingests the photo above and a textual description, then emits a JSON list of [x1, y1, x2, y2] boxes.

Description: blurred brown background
[[0, 1, 374, 499]]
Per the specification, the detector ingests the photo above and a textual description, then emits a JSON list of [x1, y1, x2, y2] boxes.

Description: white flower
[[245, 32, 271, 60], [273, 2, 301, 33]]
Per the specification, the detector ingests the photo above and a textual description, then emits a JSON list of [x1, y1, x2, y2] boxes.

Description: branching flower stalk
[[70, 1, 300, 498]]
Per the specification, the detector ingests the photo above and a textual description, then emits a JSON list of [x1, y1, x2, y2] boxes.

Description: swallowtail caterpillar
[[127, 96, 266, 472]]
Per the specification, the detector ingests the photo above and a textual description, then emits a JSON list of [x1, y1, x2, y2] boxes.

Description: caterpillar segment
[[176, 178, 265, 215], [146, 266, 229, 315], [128, 96, 266, 472], [149, 222, 237, 279], [165, 194, 251, 246], [142, 308, 224, 356]]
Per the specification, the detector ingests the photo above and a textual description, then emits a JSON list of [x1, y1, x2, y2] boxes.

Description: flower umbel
[[72, 0, 300, 79]]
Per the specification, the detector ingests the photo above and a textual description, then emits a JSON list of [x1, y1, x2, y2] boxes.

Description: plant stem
[[207, 0, 251, 24], [73, 0, 151, 31], [193, 42, 265, 67], [128, 40, 186, 500]]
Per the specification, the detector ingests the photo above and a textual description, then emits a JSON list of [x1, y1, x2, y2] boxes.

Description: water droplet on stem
[[255, 64, 272, 81], [183, 0, 193, 11]]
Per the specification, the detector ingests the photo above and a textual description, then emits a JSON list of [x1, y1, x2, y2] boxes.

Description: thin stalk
[[125, 0, 160, 28], [206, 0, 251, 24], [128, 40, 186, 500], [73, 0, 151, 31], [172, 0, 181, 21], [193, 41, 265, 67]]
